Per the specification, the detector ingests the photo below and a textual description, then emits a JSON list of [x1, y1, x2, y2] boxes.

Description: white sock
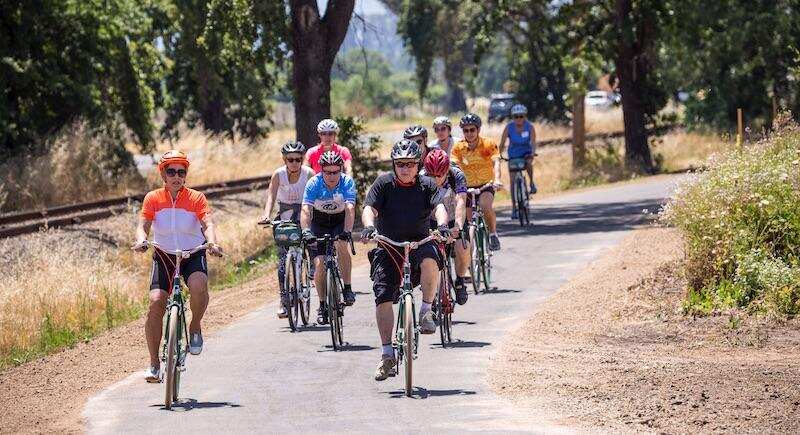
[[381, 344, 394, 357], [490, 232, 498, 237], [421, 301, 432, 314]]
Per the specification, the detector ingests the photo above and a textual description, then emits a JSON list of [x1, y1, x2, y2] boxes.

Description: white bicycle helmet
[[317, 118, 340, 134], [432, 116, 451, 128], [510, 104, 528, 116]]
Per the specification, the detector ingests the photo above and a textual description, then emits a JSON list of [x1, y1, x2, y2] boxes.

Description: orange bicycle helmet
[[158, 150, 190, 172]]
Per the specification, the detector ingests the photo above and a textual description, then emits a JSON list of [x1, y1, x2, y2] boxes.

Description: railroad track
[[0, 125, 679, 239]]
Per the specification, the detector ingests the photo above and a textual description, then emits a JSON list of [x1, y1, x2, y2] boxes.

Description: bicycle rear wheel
[[327, 270, 342, 350], [403, 293, 414, 397], [164, 305, 179, 409], [480, 229, 492, 291], [515, 175, 526, 227], [298, 249, 311, 326], [285, 253, 298, 332], [468, 225, 481, 295]]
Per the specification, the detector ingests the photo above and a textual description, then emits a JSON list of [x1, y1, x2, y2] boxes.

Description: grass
[[661, 114, 800, 317]]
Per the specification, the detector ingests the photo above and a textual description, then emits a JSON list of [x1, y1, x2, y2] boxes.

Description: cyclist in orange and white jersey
[[132, 150, 223, 382]]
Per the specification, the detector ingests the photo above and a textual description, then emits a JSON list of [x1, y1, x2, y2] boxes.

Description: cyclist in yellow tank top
[[450, 113, 503, 251]]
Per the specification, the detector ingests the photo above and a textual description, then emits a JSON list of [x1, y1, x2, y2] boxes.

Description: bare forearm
[[300, 206, 312, 229], [344, 204, 355, 232], [136, 219, 151, 242], [494, 160, 501, 182], [202, 220, 218, 245], [455, 195, 467, 229], [362, 206, 376, 228]]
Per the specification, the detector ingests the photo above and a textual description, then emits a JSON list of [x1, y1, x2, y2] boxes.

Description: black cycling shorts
[[309, 221, 345, 258], [466, 185, 495, 209], [150, 249, 208, 292], [368, 241, 442, 306]]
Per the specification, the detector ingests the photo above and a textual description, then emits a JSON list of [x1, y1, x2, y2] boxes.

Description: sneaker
[[277, 293, 289, 319], [419, 310, 436, 334], [374, 355, 397, 381], [511, 209, 518, 220], [454, 278, 468, 305], [488, 234, 501, 251], [145, 365, 160, 383], [188, 331, 203, 355], [317, 303, 329, 325], [342, 287, 356, 306], [530, 182, 537, 194]]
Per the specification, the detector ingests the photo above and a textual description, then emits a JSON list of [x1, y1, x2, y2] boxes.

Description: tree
[[0, 0, 166, 161], [288, 0, 355, 148], [161, 0, 286, 141]]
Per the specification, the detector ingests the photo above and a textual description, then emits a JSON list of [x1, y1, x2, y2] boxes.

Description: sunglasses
[[322, 169, 341, 176], [514, 115, 525, 119], [462, 127, 477, 134], [413, 138, 424, 145], [285, 157, 303, 163], [319, 132, 335, 136], [434, 126, 449, 132], [165, 168, 187, 178], [394, 161, 418, 168]]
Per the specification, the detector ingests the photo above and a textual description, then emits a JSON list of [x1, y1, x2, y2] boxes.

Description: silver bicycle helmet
[[317, 118, 340, 134], [281, 140, 306, 155], [318, 150, 344, 167], [459, 113, 482, 129], [390, 139, 422, 160], [432, 116, 452, 129], [510, 104, 528, 116], [402, 124, 427, 139]]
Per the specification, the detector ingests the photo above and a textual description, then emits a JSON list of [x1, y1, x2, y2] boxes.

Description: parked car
[[585, 90, 614, 108], [488, 93, 517, 123]]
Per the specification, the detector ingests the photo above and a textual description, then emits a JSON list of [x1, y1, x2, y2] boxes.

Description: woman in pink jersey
[[132, 150, 223, 383], [305, 118, 353, 176]]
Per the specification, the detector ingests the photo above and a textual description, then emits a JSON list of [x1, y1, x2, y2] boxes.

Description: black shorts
[[150, 250, 208, 292], [309, 221, 345, 258], [466, 185, 495, 208], [368, 241, 442, 305]]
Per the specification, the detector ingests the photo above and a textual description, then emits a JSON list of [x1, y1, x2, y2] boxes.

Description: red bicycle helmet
[[424, 148, 450, 177]]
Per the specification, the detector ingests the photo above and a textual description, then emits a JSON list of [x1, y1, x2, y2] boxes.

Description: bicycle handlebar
[[467, 183, 496, 196], [146, 241, 210, 258], [364, 233, 441, 249]]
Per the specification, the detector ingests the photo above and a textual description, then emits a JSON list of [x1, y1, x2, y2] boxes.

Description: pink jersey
[[305, 143, 352, 174]]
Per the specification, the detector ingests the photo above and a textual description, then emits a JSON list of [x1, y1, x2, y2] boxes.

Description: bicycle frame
[[466, 184, 493, 292]]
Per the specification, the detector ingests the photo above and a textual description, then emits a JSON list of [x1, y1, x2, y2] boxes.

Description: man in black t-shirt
[[361, 139, 449, 381]]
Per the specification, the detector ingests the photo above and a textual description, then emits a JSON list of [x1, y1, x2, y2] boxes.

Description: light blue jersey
[[302, 173, 356, 227]]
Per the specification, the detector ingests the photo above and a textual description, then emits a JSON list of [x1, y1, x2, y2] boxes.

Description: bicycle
[[466, 184, 494, 294], [307, 233, 355, 350], [435, 231, 465, 347], [365, 232, 440, 397], [259, 220, 312, 332], [147, 241, 209, 410], [502, 154, 536, 227]]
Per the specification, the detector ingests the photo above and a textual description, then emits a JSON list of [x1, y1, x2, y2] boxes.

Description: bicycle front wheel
[[468, 225, 481, 295], [436, 268, 446, 348], [164, 305, 179, 409], [298, 249, 311, 326], [480, 229, 492, 291], [403, 293, 414, 397], [284, 252, 298, 332], [327, 270, 343, 350], [515, 175, 527, 227]]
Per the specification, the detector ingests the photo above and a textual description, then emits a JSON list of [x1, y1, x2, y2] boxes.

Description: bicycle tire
[[515, 175, 526, 227], [442, 264, 453, 344], [298, 249, 311, 326], [327, 269, 342, 350], [481, 229, 492, 291], [164, 305, 179, 409], [469, 225, 481, 294], [403, 293, 414, 397], [285, 252, 297, 332], [437, 267, 447, 347]]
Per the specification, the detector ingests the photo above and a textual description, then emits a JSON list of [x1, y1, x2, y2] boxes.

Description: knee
[[187, 273, 209, 296], [148, 291, 167, 313], [480, 196, 494, 211], [420, 258, 438, 274]]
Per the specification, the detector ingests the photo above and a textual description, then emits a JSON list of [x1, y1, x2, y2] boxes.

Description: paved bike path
[[84, 176, 682, 433]]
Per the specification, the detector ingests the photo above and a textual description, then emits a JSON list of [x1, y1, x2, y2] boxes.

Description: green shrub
[[334, 116, 387, 212], [661, 115, 800, 317]]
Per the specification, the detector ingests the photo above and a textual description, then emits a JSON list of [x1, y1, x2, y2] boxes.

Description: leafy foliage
[[331, 50, 419, 116], [334, 116, 386, 210]]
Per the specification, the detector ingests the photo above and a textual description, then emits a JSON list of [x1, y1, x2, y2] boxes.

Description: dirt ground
[[0, 240, 372, 435], [489, 227, 800, 433]]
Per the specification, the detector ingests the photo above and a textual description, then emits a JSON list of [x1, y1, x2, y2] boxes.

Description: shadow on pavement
[[480, 288, 521, 295], [318, 344, 376, 352], [431, 340, 491, 349], [497, 198, 662, 238], [154, 399, 241, 411], [385, 388, 477, 399], [451, 320, 477, 325]]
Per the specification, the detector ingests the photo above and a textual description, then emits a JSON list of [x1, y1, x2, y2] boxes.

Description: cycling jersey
[[420, 166, 467, 221], [275, 165, 314, 221], [141, 187, 209, 254], [305, 143, 353, 174], [450, 136, 499, 187], [364, 173, 443, 242], [302, 173, 356, 227], [506, 121, 535, 158]]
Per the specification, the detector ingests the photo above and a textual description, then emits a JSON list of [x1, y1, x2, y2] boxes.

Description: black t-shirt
[[364, 173, 444, 242]]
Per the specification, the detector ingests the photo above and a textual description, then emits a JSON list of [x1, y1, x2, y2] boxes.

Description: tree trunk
[[289, 0, 355, 148], [614, 0, 655, 174], [572, 91, 586, 169]]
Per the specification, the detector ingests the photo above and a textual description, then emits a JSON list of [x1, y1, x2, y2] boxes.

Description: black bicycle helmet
[[459, 112, 482, 129], [281, 140, 306, 155], [402, 124, 428, 139], [318, 150, 344, 167], [390, 139, 422, 160]]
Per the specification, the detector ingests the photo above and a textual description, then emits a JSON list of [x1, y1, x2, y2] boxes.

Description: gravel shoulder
[[489, 226, 800, 433]]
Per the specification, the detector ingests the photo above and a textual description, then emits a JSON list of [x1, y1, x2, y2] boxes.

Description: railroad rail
[[0, 125, 679, 239]]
